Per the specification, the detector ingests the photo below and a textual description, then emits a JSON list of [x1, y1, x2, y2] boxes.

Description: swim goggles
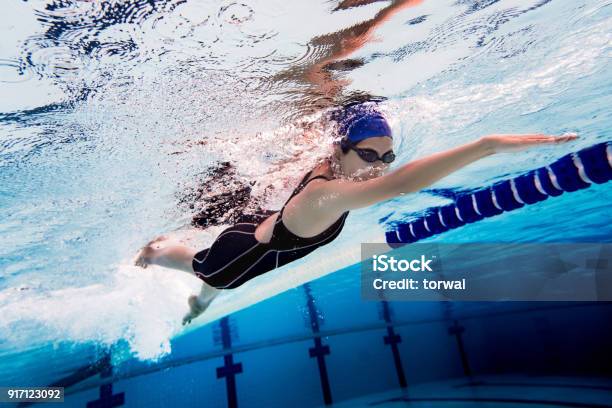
[[342, 138, 396, 164]]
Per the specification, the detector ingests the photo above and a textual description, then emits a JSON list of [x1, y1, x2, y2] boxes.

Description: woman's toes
[[182, 297, 201, 326], [135, 259, 148, 268], [182, 314, 193, 326], [134, 245, 154, 268]]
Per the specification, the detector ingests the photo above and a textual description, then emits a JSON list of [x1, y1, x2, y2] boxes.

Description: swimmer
[[134, 101, 577, 324]]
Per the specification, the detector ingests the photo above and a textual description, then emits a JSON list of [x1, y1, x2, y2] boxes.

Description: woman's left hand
[[481, 133, 578, 154]]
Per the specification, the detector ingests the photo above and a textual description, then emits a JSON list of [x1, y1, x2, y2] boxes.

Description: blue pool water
[[1, 0, 611, 406]]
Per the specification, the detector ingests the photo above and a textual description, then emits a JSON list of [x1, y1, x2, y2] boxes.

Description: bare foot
[[134, 236, 168, 268], [182, 294, 215, 326]]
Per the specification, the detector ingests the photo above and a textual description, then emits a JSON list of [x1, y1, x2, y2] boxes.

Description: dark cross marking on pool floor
[[214, 316, 243, 408], [448, 319, 472, 377], [86, 350, 124, 408], [379, 301, 407, 388], [304, 284, 333, 405]]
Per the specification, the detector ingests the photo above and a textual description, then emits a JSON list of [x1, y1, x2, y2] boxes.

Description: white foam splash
[[0, 230, 226, 361]]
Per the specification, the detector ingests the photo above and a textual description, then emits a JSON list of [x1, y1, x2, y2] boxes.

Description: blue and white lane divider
[[386, 141, 612, 247]]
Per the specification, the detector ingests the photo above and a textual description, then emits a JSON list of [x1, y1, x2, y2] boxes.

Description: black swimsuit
[[192, 170, 349, 289]]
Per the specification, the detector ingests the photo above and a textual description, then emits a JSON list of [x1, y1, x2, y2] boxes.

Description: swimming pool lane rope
[[385, 141, 612, 246]]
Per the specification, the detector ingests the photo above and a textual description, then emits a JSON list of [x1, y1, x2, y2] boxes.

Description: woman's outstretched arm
[[319, 134, 577, 213]]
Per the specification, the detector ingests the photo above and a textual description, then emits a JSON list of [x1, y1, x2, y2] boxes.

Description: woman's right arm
[[316, 134, 577, 213]]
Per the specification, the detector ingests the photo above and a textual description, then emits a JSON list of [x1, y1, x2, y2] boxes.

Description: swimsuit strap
[[278, 170, 333, 217]]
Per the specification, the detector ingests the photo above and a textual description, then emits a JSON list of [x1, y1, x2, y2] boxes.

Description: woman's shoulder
[[305, 160, 335, 182]]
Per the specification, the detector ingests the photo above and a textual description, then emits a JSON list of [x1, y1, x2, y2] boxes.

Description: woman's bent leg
[[135, 244, 198, 275]]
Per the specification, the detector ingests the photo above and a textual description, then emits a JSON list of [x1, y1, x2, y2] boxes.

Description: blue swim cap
[[332, 102, 393, 143]]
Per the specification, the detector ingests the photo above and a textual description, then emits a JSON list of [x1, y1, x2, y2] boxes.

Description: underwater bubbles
[[218, 2, 255, 25], [27, 43, 83, 80], [0, 58, 32, 83]]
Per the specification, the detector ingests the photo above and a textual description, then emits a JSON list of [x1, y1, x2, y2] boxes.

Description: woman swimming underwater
[[135, 102, 577, 324]]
